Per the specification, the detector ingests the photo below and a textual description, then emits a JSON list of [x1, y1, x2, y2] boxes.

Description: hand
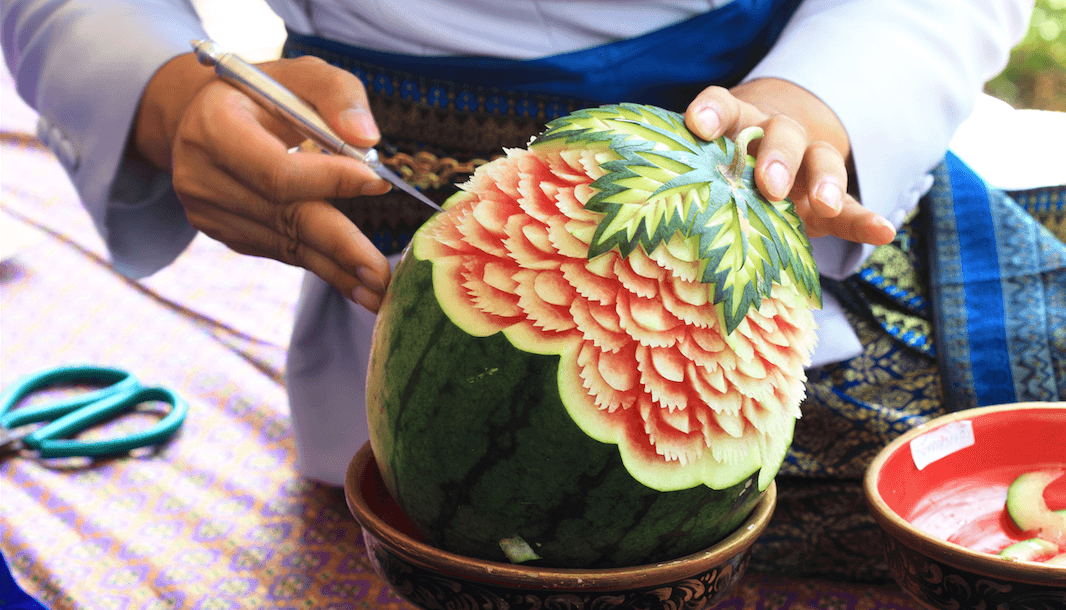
[[684, 78, 896, 246], [132, 53, 392, 311]]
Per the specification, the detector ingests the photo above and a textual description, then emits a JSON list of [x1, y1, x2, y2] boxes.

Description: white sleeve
[[1, 0, 209, 278], [744, 0, 1032, 279]]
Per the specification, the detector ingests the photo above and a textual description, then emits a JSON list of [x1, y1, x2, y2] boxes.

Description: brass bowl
[[864, 403, 1066, 609], [345, 442, 776, 610]]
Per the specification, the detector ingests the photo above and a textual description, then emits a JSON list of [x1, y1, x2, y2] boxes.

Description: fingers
[[750, 113, 808, 201], [263, 55, 381, 147], [800, 142, 847, 218], [686, 82, 896, 247], [180, 179, 392, 311], [189, 82, 390, 200], [215, 121, 389, 202], [169, 56, 394, 310], [686, 86, 762, 141], [789, 144, 894, 245], [801, 193, 897, 246], [688, 86, 813, 202]]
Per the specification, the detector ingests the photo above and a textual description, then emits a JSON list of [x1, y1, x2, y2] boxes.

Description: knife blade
[[191, 39, 443, 213]]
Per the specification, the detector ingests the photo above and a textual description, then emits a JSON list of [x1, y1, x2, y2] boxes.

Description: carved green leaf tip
[[532, 103, 821, 335]]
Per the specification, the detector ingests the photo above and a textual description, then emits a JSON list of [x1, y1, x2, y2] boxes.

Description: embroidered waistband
[[283, 32, 572, 255], [283, 33, 586, 159]]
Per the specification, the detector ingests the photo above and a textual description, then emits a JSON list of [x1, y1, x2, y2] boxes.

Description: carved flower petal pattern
[[416, 147, 817, 493]]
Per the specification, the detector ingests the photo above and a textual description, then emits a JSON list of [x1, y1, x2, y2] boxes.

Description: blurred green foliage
[[986, 0, 1066, 111]]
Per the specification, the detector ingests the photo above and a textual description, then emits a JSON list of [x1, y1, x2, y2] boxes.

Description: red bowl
[[345, 442, 777, 610], [864, 402, 1066, 609]]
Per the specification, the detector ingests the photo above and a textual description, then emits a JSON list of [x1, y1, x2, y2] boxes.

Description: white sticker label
[[910, 420, 975, 470]]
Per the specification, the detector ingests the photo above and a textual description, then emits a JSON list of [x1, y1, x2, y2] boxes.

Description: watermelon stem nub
[[722, 126, 764, 188]]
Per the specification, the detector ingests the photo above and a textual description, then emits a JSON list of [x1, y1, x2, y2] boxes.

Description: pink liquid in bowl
[[905, 464, 1065, 556], [875, 407, 1066, 560]]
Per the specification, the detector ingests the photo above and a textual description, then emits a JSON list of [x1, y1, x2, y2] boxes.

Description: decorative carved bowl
[[345, 442, 776, 610], [864, 403, 1066, 609]]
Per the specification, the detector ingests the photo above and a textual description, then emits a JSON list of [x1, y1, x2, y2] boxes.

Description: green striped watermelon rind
[[366, 251, 764, 568]]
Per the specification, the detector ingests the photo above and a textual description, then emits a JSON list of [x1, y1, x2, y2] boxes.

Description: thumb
[[260, 56, 381, 148]]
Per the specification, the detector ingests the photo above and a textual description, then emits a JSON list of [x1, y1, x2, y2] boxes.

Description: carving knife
[[191, 39, 442, 213]]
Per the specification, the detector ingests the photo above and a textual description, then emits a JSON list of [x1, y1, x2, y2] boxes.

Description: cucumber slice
[[1005, 469, 1066, 546], [999, 537, 1060, 561]]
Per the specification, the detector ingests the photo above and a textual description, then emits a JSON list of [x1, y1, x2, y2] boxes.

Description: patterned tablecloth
[[0, 64, 920, 609]]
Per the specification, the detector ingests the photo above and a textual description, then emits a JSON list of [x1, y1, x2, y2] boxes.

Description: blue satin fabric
[[283, 0, 802, 113]]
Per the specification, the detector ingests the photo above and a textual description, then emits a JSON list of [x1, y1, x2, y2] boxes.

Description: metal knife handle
[[190, 39, 379, 166]]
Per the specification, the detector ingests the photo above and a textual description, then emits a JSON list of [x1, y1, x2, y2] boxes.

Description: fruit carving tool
[[191, 39, 443, 213]]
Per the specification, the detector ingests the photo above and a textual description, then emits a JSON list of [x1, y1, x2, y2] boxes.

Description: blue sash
[[284, 0, 803, 114]]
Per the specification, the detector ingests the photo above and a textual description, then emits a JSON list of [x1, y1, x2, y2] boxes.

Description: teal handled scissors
[[0, 365, 187, 458]]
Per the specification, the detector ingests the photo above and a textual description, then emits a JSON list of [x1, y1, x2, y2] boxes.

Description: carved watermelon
[[366, 104, 820, 568]]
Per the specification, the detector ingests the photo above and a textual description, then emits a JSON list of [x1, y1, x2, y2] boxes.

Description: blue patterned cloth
[[930, 153, 1066, 409], [755, 158, 1066, 581]]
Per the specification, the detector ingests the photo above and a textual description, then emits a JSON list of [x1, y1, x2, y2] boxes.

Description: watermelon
[[998, 538, 1060, 562], [366, 104, 821, 568], [1005, 469, 1066, 547]]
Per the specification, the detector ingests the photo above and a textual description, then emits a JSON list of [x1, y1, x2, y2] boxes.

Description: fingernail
[[360, 178, 390, 196], [765, 162, 790, 199], [816, 181, 843, 213], [341, 107, 379, 140], [352, 285, 382, 312], [696, 106, 721, 137], [876, 215, 897, 233], [357, 266, 386, 292]]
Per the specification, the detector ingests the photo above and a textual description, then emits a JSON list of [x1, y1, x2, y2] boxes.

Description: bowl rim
[[345, 441, 777, 589], [863, 401, 1066, 586]]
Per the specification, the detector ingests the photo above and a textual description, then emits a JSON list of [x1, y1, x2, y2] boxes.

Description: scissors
[[0, 365, 187, 458]]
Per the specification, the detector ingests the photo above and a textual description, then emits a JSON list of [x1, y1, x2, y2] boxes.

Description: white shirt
[[273, 0, 735, 58], [1, 0, 1034, 485]]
